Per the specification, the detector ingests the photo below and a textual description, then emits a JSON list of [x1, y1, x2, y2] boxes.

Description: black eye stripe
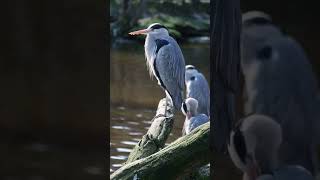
[[186, 66, 195, 70], [150, 24, 166, 30], [243, 17, 273, 26]]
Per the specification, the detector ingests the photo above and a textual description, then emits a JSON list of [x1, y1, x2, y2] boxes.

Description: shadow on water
[[110, 42, 210, 173]]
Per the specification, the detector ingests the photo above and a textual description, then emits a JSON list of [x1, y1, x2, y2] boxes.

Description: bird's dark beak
[[128, 28, 151, 35]]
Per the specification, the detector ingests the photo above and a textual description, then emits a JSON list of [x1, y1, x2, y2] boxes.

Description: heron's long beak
[[128, 29, 151, 35]]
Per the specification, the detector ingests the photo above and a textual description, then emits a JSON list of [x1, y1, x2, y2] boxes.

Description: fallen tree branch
[[126, 98, 174, 163], [110, 122, 210, 180]]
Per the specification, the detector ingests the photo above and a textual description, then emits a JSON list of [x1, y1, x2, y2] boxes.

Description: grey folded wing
[[156, 40, 185, 110]]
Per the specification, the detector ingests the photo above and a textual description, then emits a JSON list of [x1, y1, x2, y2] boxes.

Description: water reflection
[[110, 42, 210, 172]]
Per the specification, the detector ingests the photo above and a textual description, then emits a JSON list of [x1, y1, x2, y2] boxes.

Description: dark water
[[110, 41, 210, 173]]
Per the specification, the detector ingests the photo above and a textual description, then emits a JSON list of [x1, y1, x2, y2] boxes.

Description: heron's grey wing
[[211, 0, 241, 152], [187, 73, 210, 116], [156, 41, 185, 110], [189, 114, 209, 132]]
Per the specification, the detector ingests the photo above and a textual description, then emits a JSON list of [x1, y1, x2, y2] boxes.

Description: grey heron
[[241, 11, 320, 174], [228, 114, 314, 180], [129, 23, 185, 116], [185, 65, 210, 116], [181, 97, 209, 135]]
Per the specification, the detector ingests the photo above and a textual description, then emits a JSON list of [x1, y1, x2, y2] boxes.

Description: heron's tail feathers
[[173, 90, 183, 111]]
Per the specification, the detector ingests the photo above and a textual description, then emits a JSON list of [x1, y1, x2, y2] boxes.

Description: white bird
[[228, 114, 314, 180], [185, 65, 210, 116], [129, 23, 185, 116], [181, 98, 209, 135]]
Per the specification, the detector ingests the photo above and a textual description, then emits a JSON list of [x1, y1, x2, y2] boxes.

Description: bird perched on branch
[[185, 65, 210, 116], [129, 23, 185, 116], [181, 98, 209, 135]]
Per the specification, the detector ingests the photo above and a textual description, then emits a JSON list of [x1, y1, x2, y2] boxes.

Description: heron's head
[[181, 98, 198, 118], [241, 11, 283, 78], [228, 114, 282, 179], [185, 65, 198, 73], [185, 65, 199, 81], [128, 23, 169, 37]]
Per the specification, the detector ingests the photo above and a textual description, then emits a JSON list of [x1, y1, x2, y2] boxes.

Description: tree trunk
[[126, 98, 174, 163], [110, 123, 210, 180]]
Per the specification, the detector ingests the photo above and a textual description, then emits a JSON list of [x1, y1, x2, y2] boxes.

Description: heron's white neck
[[190, 108, 198, 117]]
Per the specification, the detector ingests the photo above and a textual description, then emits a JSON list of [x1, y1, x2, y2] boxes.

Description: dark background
[[0, 0, 318, 179], [0, 0, 107, 179]]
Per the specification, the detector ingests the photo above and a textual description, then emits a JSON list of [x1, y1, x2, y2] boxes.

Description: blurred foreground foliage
[[110, 0, 209, 43]]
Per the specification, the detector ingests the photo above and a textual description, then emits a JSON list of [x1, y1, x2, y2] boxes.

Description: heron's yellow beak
[[128, 29, 151, 35]]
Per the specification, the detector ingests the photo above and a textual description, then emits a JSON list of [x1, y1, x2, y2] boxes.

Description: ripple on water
[[116, 148, 132, 153], [136, 114, 143, 118], [112, 164, 123, 168], [127, 121, 140, 125], [132, 138, 141, 142], [120, 141, 138, 146], [110, 155, 128, 160], [142, 120, 152, 125], [128, 132, 143, 136], [118, 106, 126, 110], [111, 125, 131, 130], [111, 117, 126, 121]]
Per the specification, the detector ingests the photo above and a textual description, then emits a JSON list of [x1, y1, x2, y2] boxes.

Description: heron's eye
[[190, 76, 196, 81], [257, 45, 272, 60]]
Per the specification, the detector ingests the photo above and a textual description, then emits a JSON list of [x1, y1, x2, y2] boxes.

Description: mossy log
[[125, 98, 174, 163], [110, 122, 210, 180]]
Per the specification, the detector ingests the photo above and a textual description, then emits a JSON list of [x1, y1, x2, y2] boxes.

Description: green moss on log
[[110, 123, 210, 180]]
